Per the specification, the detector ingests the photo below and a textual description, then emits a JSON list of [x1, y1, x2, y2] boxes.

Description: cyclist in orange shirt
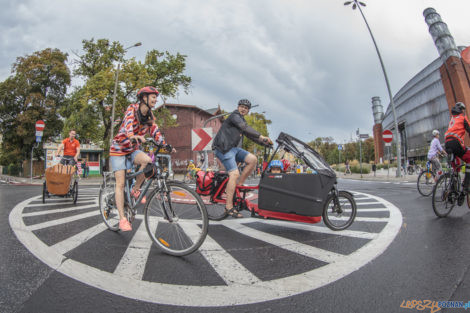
[[56, 130, 81, 166]]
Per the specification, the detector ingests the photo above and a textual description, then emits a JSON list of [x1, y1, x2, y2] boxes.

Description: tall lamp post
[[344, 0, 402, 177], [109, 42, 142, 148]]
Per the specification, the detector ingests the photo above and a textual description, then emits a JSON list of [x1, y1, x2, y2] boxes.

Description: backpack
[[196, 171, 215, 195]]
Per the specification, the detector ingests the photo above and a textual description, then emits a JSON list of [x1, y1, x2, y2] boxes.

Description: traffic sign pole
[[32, 120, 45, 183]]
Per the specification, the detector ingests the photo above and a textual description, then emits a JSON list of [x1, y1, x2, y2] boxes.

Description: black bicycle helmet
[[238, 99, 251, 109], [455, 102, 466, 113]]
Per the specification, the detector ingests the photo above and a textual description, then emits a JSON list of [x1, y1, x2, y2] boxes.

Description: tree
[[363, 137, 375, 163], [64, 38, 191, 152], [0, 48, 70, 166], [242, 112, 271, 153], [343, 142, 357, 162]]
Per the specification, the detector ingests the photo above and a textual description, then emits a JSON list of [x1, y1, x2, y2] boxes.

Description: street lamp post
[[344, 0, 402, 177], [109, 42, 142, 149]]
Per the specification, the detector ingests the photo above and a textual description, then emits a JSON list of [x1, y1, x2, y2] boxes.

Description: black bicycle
[[99, 138, 208, 256], [432, 154, 470, 217], [417, 161, 435, 197]]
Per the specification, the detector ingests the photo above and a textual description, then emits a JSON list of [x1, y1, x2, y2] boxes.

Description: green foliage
[[306, 136, 375, 166], [145, 50, 191, 101], [7, 163, 22, 176], [242, 112, 271, 153], [350, 164, 370, 174], [0, 48, 70, 165], [65, 38, 192, 153]]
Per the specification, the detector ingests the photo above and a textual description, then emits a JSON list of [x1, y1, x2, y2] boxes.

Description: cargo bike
[[42, 160, 79, 204], [196, 132, 357, 230]]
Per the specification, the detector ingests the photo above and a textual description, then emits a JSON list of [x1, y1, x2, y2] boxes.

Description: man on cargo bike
[[56, 129, 81, 168], [202, 129, 357, 230], [212, 99, 273, 218]]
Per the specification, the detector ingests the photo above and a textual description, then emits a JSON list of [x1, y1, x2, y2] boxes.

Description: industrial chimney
[[371, 96, 384, 163], [424, 8, 470, 145]]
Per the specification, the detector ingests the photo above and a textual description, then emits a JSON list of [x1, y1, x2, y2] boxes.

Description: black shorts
[[445, 139, 465, 158], [60, 156, 77, 166]]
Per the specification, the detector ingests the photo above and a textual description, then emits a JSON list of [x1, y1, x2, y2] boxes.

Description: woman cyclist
[[109, 86, 170, 231]]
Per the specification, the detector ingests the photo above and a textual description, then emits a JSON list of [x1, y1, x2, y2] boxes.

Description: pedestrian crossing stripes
[[9, 187, 402, 306]]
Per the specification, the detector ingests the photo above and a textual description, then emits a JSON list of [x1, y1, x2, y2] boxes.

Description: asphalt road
[[1, 178, 470, 313]]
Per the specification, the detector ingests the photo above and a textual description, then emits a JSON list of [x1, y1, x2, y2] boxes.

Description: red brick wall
[[161, 106, 222, 172], [373, 124, 384, 163], [439, 56, 470, 145]]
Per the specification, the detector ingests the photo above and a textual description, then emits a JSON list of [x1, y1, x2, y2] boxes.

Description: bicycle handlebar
[[130, 137, 173, 153]]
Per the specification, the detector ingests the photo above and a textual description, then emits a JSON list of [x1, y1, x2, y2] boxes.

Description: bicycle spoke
[[144, 182, 208, 256]]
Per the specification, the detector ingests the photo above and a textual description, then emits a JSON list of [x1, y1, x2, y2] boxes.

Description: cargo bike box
[[43, 164, 79, 204], [257, 132, 337, 222]]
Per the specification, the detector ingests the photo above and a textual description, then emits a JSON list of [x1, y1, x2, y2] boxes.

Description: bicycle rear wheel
[[99, 175, 120, 231], [322, 191, 357, 231], [417, 171, 434, 197], [432, 173, 455, 218], [144, 181, 208, 256]]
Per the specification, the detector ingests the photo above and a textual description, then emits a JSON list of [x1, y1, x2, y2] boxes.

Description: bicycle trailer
[[256, 132, 337, 223]]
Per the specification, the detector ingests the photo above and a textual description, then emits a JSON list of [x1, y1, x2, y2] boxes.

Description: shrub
[[350, 163, 370, 174], [8, 163, 21, 176]]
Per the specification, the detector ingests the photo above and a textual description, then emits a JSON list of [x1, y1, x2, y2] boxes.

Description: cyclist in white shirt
[[427, 130, 446, 180]]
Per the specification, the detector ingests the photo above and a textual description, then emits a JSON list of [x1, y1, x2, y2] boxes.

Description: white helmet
[[432, 130, 439, 136]]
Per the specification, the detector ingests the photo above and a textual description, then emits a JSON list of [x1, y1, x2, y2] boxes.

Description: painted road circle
[[9, 189, 402, 306]]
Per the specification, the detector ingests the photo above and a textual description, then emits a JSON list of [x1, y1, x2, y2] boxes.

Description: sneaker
[[131, 188, 146, 204], [119, 219, 132, 231]]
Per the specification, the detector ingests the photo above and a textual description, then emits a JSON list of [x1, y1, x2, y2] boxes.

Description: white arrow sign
[[191, 128, 213, 151]]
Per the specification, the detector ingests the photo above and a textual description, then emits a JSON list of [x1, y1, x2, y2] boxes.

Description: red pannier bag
[[196, 170, 215, 195]]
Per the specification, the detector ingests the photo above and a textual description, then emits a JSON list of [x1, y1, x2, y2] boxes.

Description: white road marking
[[26, 211, 99, 231], [222, 223, 344, 263], [22, 203, 98, 217], [354, 201, 382, 205], [356, 208, 390, 212], [52, 223, 108, 255], [249, 220, 377, 240], [26, 199, 97, 207], [328, 216, 388, 222], [114, 222, 153, 280], [182, 223, 261, 285], [9, 190, 403, 306]]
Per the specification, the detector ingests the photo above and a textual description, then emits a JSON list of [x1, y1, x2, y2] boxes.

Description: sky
[[1, 0, 469, 144]]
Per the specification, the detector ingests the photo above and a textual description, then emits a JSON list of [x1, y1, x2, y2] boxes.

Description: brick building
[[157, 104, 223, 172]]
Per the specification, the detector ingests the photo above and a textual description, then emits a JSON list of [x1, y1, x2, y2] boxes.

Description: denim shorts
[[110, 150, 143, 172], [215, 147, 249, 172]]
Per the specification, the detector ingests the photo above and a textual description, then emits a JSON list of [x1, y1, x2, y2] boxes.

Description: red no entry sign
[[35, 120, 45, 131], [383, 130, 393, 143]]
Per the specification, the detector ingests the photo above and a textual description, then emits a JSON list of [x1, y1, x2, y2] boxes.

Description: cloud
[[1, 0, 470, 143]]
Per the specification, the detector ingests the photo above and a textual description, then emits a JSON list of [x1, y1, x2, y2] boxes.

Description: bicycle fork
[[332, 186, 343, 214]]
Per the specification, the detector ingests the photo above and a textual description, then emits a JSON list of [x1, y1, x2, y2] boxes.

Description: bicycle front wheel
[[432, 173, 455, 218], [322, 191, 357, 231], [144, 181, 208, 256], [417, 171, 434, 197], [99, 175, 120, 231]]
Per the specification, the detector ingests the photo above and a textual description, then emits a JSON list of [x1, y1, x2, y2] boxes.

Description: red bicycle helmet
[[137, 86, 159, 100]]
